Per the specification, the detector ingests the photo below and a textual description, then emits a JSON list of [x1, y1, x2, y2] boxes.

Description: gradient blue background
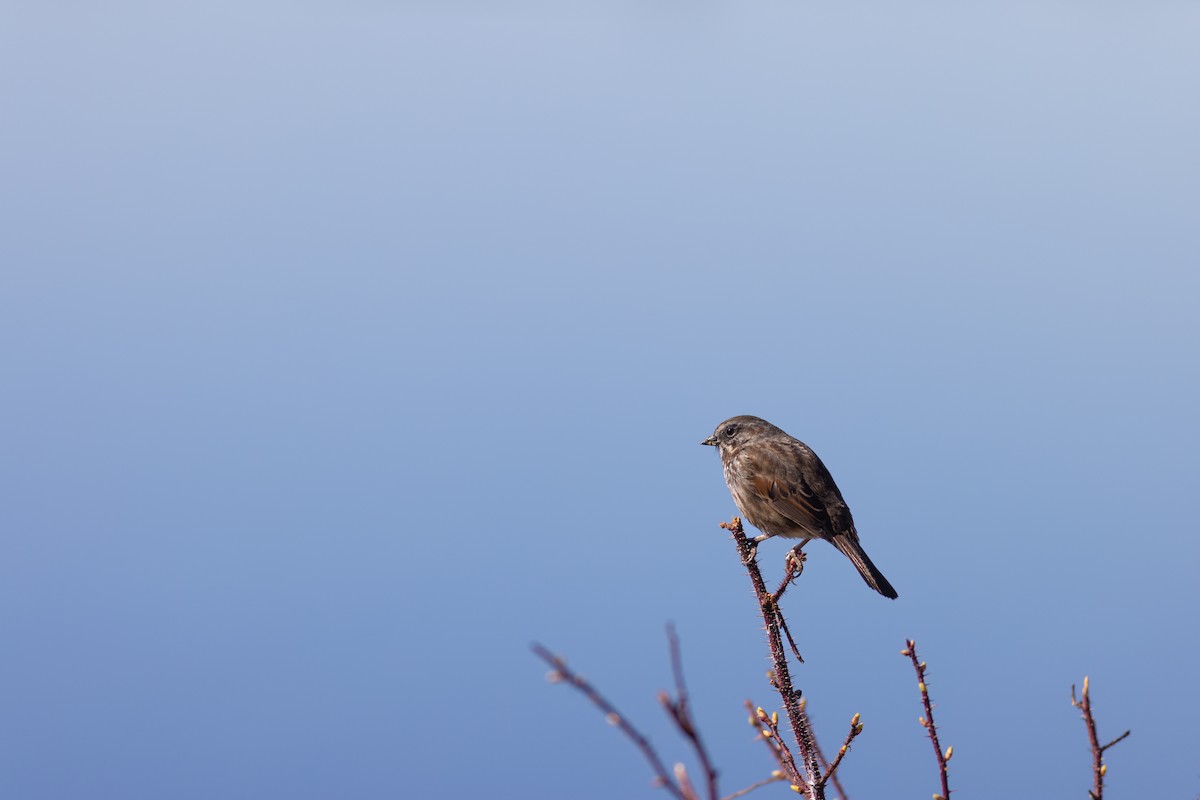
[[3, 2, 1197, 798]]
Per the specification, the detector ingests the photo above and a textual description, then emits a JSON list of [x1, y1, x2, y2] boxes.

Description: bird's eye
[[723, 425, 737, 438]]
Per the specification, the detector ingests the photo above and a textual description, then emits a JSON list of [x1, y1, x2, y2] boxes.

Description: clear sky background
[[2, 2, 1198, 798]]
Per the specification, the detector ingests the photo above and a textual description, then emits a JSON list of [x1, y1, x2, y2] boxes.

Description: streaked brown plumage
[[702, 415, 898, 599]]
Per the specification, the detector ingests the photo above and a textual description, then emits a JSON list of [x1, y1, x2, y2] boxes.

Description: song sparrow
[[703, 415, 898, 599]]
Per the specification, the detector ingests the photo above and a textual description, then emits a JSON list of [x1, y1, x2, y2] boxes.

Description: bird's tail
[[831, 535, 899, 599]]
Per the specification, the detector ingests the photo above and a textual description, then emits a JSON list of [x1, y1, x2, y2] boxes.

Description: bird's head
[[701, 415, 778, 452]]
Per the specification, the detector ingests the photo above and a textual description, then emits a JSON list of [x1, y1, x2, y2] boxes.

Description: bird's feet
[[740, 538, 759, 566], [784, 543, 808, 579], [772, 543, 808, 603]]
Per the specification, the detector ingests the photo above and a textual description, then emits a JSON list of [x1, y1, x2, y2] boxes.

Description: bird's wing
[[747, 442, 855, 539]]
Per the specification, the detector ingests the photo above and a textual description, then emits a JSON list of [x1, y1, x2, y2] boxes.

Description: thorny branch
[[531, 643, 688, 800], [801, 699, 852, 800], [535, 517, 1133, 800], [534, 632, 783, 800], [661, 624, 719, 800], [903, 640, 952, 800], [815, 711, 863, 793], [745, 700, 802, 787], [723, 517, 827, 800], [720, 773, 787, 800], [531, 509, 874, 800], [1072, 676, 1130, 800]]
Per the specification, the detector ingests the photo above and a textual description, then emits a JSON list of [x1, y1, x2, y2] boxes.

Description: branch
[[720, 773, 787, 800], [745, 699, 802, 787], [1071, 676, 1130, 800], [722, 517, 824, 800], [800, 698, 852, 800], [660, 624, 719, 800], [815, 711, 863, 793], [902, 640, 952, 800], [531, 643, 689, 800]]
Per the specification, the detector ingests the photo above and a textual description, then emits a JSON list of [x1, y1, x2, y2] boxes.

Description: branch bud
[[944, 746, 953, 761]]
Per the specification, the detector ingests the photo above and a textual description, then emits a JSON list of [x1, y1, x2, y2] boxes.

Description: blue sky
[[2, 2, 1198, 798]]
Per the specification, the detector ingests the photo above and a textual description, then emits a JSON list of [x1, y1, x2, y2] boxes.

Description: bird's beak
[[701, 435, 718, 446]]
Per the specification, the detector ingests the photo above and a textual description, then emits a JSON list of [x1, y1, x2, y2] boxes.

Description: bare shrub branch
[[535, 518, 1133, 800], [531, 642, 689, 800], [745, 699, 802, 787], [800, 698, 852, 800], [660, 624, 719, 800], [1071, 676, 1131, 800], [902, 640, 952, 800], [816, 710, 863, 793], [722, 516, 853, 800]]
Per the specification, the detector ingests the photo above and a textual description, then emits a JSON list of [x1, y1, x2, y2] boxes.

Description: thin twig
[[1072, 677, 1130, 800], [720, 773, 788, 800], [771, 546, 806, 603], [800, 699, 851, 800], [723, 518, 824, 800], [1102, 730, 1131, 752], [531, 643, 689, 800], [770, 550, 807, 660], [676, 764, 698, 800], [903, 640, 951, 800], [661, 624, 720, 800], [745, 699, 802, 786], [774, 605, 805, 663], [816, 712, 863, 792]]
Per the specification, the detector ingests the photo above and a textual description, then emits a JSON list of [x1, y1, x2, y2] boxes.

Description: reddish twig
[[661, 624, 719, 800], [799, 698, 851, 800], [723, 517, 824, 800], [720, 773, 787, 800], [815, 710, 863, 794], [770, 549, 805, 661], [745, 700, 802, 786], [771, 546, 805, 604], [773, 603, 805, 663], [902, 640, 952, 800], [531, 643, 688, 800], [1071, 676, 1130, 800]]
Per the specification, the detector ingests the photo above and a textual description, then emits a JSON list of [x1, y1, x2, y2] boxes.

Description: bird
[[702, 415, 898, 599]]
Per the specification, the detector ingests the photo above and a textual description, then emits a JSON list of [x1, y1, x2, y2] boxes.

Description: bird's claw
[[740, 539, 759, 566], [783, 544, 807, 582]]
